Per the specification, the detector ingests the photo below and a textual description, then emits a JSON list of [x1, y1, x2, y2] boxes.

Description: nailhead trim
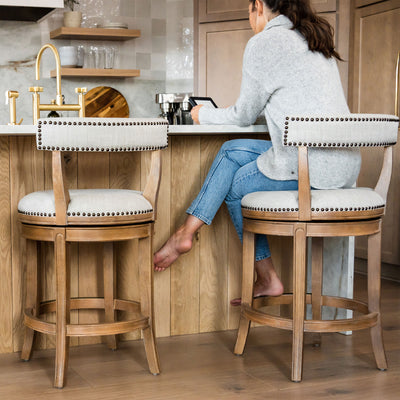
[[37, 120, 169, 152], [283, 116, 399, 148], [242, 204, 385, 213], [18, 209, 153, 217]]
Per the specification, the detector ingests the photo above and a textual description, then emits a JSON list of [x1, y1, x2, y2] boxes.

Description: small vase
[[63, 11, 82, 28]]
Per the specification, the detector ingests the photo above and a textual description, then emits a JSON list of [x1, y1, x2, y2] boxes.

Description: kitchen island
[[0, 124, 352, 355]]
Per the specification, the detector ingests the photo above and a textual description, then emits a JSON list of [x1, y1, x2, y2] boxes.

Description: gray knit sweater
[[199, 15, 360, 189]]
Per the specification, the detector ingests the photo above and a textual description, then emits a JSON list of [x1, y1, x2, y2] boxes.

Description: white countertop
[[168, 124, 268, 135], [0, 125, 36, 136], [0, 124, 268, 136]]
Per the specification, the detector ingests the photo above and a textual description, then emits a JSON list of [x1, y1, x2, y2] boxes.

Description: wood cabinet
[[350, 0, 400, 264], [196, 0, 351, 103], [198, 0, 337, 22], [197, 20, 253, 104], [198, 0, 249, 22]]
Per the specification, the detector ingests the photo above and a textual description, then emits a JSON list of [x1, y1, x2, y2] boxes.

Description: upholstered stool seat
[[234, 114, 399, 382], [18, 189, 154, 225], [19, 118, 168, 388], [242, 187, 385, 221]]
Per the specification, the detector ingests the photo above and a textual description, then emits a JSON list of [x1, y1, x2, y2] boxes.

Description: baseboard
[[354, 257, 400, 283]]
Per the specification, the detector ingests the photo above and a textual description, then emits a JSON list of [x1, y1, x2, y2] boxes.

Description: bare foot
[[153, 226, 194, 271], [230, 270, 284, 306]]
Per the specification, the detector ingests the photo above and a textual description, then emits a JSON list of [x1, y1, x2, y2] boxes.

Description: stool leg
[[54, 231, 70, 389], [292, 224, 307, 382], [21, 240, 41, 361], [103, 242, 118, 350], [139, 234, 160, 375], [311, 237, 323, 347], [234, 230, 255, 356], [368, 231, 387, 370]]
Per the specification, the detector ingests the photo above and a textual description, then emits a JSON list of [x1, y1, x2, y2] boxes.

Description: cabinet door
[[311, 0, 336, 12], [197, 20, 253, 106], [198, 0, 249, 23], [350, 0, 400, 264]]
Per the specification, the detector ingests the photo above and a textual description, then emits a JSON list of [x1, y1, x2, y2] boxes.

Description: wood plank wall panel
[[10, 137, 44, 352], [0, 137, 12, 353], [170, 136, 201, 335], [199, 136, 230, 332], [227, 221, 242, 329]]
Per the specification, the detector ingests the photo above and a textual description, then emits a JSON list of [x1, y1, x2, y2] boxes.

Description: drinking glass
[[84, 46, 96, 69], [76, 46, 85, 68], [95, 46, 105, 69], [105, 46, 116, 69]]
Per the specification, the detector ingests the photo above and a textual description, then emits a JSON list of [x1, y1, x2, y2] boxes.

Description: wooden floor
[[0, 273, 399, 399]]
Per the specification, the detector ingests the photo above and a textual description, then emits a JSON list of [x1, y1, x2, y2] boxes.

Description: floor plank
[[0, 274, 399, 399]]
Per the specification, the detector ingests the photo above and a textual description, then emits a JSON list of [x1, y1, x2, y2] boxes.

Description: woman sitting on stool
[[154, 0, 360, 305]]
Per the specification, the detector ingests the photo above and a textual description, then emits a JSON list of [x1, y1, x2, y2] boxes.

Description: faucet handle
[[75, 87, 87, 94], [29, 86, 44, 93]]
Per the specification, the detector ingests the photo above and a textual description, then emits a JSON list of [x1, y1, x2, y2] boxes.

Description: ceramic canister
[[58, 46, 78, 68]]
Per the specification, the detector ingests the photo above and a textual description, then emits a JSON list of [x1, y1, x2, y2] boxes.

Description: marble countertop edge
[[0, 124, 269, 136]]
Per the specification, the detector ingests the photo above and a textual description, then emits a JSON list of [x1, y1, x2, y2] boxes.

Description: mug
[[58, 46, 78, 68]]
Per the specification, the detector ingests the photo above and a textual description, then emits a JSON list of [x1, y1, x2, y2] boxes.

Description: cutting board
[[84, 86, 130, 118]]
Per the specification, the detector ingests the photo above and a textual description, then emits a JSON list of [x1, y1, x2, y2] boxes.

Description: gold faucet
[[30, 43, 87, 124], [6, 90, 23, 125]]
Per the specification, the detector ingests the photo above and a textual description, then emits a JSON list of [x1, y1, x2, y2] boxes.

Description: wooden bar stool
[[234, 114, 399, 382], [18, 117, 168, 388]]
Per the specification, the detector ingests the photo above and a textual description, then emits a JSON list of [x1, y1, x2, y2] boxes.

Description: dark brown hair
[[249, 0, 342, 60]]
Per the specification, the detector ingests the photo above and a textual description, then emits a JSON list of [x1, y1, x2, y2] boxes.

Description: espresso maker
[[155, 93, 193, 125]]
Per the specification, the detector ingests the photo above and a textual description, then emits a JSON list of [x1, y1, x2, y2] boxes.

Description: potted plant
[[63, 0, 82, 28]]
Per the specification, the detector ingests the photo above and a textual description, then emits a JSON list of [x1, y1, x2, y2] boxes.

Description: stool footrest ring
[[242, 294, 378, 333], [24, 297, 148, 337]]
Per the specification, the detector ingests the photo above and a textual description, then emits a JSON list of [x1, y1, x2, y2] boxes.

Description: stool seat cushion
[[242, 188, 385, 219], [18, 189, 153, 219]]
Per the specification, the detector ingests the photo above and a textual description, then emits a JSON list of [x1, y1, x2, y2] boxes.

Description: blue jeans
[[187, 139, 298, 261]]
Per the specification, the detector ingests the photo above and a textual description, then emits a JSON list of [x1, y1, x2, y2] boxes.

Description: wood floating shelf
[[50, 27, 141, 41], [50, 68, 140, 78]]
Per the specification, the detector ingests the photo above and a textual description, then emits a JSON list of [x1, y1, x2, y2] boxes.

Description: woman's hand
[[190, 105, 204, 124]]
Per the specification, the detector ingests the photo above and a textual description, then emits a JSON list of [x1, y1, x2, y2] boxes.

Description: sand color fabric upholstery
[[37, 117, 168, 151], [242, 188, 385, 213], [18, 189, 153, 218], [283, 114, 398, 147]]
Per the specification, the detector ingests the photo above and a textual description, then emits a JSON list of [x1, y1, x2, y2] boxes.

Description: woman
[[154, 0, 360, 305]]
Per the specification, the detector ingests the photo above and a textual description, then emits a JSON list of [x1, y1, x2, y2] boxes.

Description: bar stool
[[18, 117, 168, 388], [234, 114, 399, 382]]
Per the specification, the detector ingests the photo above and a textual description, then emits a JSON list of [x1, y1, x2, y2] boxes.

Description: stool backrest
[[36, 118, 169, 225], [284, 114, 399, 220], [37, 117, 168, 151]]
